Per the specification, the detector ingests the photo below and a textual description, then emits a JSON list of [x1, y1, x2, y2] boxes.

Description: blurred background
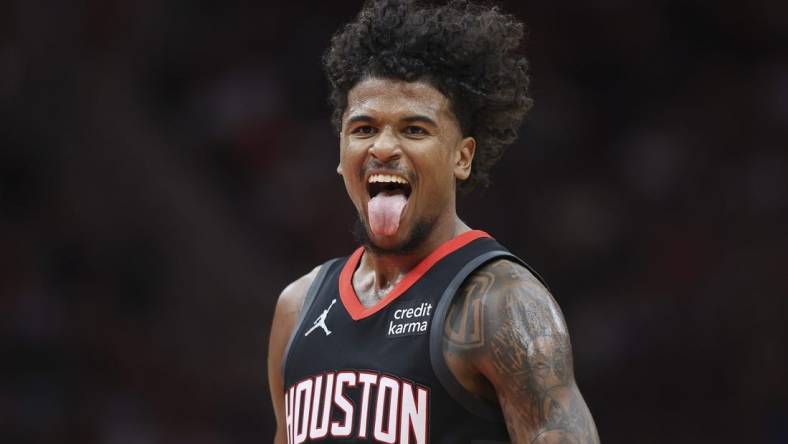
[[2, 0, 787, 443]]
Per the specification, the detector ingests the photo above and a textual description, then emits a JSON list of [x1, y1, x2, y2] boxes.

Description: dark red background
[[2, 1, 786, 442]]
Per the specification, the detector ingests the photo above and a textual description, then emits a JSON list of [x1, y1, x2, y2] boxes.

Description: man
[[268, 0, 599, 442]]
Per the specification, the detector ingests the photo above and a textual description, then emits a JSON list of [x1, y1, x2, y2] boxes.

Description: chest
[[280, 233, 518, 443], [287, 280, 440, 380]]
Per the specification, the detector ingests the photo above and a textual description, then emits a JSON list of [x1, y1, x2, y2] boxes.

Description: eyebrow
[[344, 114, 438, 126], [401, 115, 438, 126], [345, 114, 375, 125]]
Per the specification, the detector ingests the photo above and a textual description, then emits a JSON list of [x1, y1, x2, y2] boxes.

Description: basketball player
[[268, 1, 599, 442]]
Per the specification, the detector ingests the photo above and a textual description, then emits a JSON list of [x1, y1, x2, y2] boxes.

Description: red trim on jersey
[[339, 229, 492, 321]]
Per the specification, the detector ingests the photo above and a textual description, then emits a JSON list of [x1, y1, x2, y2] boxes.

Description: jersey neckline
[[338, 229, 492, 321]]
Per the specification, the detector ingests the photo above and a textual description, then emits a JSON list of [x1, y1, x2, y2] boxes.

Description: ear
[[454, 136, 476, 181]]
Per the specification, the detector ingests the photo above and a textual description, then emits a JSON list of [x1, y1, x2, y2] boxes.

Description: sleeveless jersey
[[282, 230, 548, 444]]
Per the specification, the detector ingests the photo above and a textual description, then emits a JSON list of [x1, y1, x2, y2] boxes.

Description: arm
[[443, 259, 599, 443], [267, 267, 320, 444]]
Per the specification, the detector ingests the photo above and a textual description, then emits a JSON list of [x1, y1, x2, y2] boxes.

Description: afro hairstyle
[[323, 0, 533, 192]]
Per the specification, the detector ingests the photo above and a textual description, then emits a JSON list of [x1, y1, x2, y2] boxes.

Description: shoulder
[[275, 265, 322, 319], [444, 257, 573, 387], [471, 258, 571, 374], [476, 258, 567, 343], [445, 258, 564, 351], [269, 264, 323, 359], [473, 258, 553, 305]]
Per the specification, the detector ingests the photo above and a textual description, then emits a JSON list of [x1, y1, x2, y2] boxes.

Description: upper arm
[[444, 259, 599, 444], [267, 266, 320, 444]]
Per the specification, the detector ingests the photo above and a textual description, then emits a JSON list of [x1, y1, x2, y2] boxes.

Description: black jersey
[[282, 230, 548, 444]]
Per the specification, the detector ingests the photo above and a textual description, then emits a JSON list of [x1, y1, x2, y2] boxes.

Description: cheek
[[338, 140, 358, 174], [338, 138, 350, 162], [341, 139, 365, 164], [416, 149, 456, 198], [339, 144, 365, 197]]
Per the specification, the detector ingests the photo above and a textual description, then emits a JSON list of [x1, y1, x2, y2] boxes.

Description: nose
[[368, 126, 401, 162]]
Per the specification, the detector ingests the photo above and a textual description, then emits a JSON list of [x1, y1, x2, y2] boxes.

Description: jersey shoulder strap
[[280, 257, 342, 377]]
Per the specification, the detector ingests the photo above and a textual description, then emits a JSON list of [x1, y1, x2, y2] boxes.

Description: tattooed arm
[[443, 259, 599, 443]]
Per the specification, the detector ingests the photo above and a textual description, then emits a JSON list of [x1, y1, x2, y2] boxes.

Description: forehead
[[344, 77, 453, 122]]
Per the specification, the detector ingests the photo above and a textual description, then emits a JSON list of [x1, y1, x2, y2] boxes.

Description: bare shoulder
[[275, 265, 322, 321], [443, 258, 558, 353], [443, 258, 599, 443], [269, 264, 321, 368]]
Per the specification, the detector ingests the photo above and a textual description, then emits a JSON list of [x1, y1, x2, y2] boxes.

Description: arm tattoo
[[444, 260, 599, 444], [445, 270, 493, 347]]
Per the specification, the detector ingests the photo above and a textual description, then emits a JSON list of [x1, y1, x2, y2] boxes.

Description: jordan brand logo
[[305, 299, 337, 337]]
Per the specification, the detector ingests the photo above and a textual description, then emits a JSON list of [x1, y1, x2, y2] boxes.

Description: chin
[[353, 217, 434, 256]]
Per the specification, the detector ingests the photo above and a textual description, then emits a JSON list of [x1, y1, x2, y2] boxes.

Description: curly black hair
[[323, 0, 532, 191]]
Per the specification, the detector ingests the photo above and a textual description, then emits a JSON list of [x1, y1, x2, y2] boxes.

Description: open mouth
[[367, 173, 412, 198], [365, 173, 412, 237]]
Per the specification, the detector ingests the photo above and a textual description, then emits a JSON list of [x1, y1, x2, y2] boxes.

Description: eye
[[403, 126, 428, 136], [351, 125, 377, 137]]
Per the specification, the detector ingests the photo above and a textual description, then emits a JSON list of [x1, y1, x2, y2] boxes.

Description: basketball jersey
[[282, 230, 548, 443]]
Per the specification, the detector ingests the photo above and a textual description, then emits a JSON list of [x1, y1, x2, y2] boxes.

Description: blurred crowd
[[1, 1, 787, 443]]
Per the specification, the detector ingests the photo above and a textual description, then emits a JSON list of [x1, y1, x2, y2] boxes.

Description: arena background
[[2, 1, 787, 443]]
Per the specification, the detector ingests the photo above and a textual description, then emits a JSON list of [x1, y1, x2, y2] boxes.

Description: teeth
[[368, 174, 409, 185]]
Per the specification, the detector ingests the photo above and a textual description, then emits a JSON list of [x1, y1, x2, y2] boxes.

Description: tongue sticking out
[[368, 192, 408, 237]]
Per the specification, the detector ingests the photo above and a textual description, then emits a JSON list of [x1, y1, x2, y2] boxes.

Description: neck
[[353, 212, 470, 305]]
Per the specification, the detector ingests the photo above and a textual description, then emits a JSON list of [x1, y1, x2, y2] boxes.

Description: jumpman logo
[[305, 299, 337, 337]]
